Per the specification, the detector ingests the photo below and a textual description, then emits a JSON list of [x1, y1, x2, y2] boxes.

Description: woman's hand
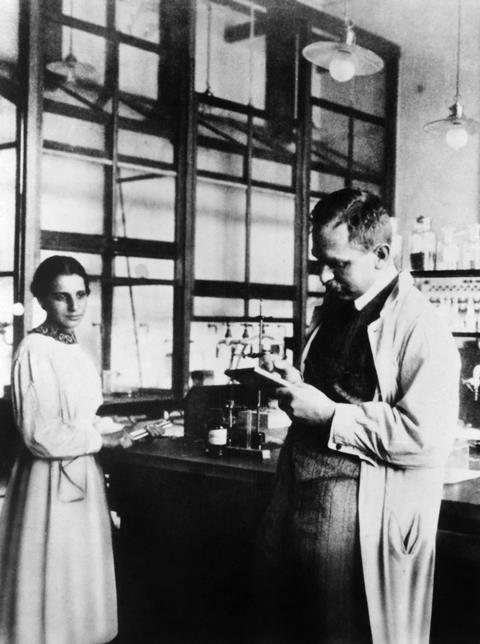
[[101, 428, 133, 449]]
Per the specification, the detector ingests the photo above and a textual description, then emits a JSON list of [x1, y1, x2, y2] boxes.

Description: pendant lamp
[[46, 0, 97, 83], [302, 0, 383, 83], [423, 0, 479, 150]]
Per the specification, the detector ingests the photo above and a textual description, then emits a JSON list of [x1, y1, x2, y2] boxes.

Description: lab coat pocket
[[388, 510, 421, 557]]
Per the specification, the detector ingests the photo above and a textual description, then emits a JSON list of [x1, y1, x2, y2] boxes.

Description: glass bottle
[[462, 225, 480, 269], [437, 226, 459, 270], [471, 225, 480, 269], [409, 217, 425, 270], [422, 217, 436, 270], [390, 217, 403, 270], [410, 216, 436, 271]]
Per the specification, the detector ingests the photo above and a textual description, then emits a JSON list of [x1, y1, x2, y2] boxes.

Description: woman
[[0, 256, 132, 644]]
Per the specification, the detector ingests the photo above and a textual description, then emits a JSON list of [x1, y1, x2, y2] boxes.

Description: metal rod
[[117, 167, 143, 387]]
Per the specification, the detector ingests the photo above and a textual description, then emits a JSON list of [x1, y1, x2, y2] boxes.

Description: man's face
[[312, 221, 379, 300]]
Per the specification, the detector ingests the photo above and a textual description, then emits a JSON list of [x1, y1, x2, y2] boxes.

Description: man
[[256, 189, 460, 644]]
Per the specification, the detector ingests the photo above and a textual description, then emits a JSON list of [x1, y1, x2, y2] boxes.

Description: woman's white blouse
[[12, 333, 103, 458]]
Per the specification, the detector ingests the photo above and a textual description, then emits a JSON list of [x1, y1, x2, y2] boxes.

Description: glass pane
[[114, 256, 174, 280], [193, 297, 244, 317], [116, 0, 160, 43], [250, 191, 294, 285], [311, 64, 385, 118], [248, 299, 293, 318], [195, 181, 246, 281], [251, 158, 292, 187], [353, 120, 385, 176], [189, 320, 292, 386], [0, 95, 16, 142], [307, 296, 323, 327], [66, 0, 106, 26], [31, 280, 102, 373], [40, 250, 103, 276], [240, 319, 292, 357], [118, 129, 174, 165], [349, 72, 385, 117], [41, 154, 104, 234], [308, 273, 323, 293], [0, 0, 19, 69], [311, 107, 349, 172], [43, 85, 103, 110], [251, 115, 295, 186], [119, 45, 159, 101], [111, 285, 173, 392], [43, 113, 105, 151], [312, 68, 356, 110], [0, 97, 16, 272], [190, 321, 253, 385], [195, 0, 266, 108], [197, 106, 247, 177], [115, 171, 175, 241], [0, 147, 16, 271], [197, 147, 244, 178], [75, 281, 102, 372], [310, 170, 344, 194], [61, 27, 106, 86], [0, 278, 14, 396]]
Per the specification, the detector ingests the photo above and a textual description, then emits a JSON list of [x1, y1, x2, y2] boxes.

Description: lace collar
[[29, 323, 77, 345]]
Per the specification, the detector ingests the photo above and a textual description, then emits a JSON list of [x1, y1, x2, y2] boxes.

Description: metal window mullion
[[243, 105, 254, 318], [293, 21, 311, 364], [173, 0, 196, 398], [346, 116, 354, 188], [102, 0, 118, 375], [14, 0, 43, 345]]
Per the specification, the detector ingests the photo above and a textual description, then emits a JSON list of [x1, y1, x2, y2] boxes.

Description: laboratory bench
[[101, 435, 480, 644]]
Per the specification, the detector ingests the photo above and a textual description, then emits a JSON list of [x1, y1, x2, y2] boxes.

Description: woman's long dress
[[0, 331, 117, 644]]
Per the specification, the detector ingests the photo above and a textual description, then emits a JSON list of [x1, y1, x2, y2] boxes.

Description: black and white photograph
[[0, 0, 478, 642]]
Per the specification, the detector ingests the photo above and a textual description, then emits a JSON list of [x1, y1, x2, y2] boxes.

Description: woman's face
[[39, 273, 88, 331]]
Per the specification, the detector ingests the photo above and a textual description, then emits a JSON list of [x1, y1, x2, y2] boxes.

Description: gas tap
[[473, 365, 480, 401], [464, 364, 480, 401]]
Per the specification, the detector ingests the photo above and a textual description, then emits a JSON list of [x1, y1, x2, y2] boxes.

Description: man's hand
[[260, 356, 303, 385], [276, 383, 336, 427]]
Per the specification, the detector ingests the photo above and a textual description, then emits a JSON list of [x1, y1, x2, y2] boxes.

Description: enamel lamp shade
[[302, 19, 384, 82]]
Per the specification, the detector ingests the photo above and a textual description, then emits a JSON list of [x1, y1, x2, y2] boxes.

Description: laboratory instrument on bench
[[186, 302, 291, 460]]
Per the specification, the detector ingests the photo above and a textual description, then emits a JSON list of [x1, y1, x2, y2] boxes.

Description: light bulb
[[12, 302, 24, 316], [329, 50, 355, 82], [445, 125, 468, 150], [134, 263, 149, 278]]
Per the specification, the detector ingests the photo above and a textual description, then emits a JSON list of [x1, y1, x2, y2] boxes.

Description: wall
[[301, 0, 480, 260]]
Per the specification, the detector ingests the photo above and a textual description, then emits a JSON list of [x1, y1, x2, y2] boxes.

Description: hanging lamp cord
[[248, 2, 254, 106], [68, 0, 74, 55], [205, 0, 212, 95], [455, 0, 462, 100]]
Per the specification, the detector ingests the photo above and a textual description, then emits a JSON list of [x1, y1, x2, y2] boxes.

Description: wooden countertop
[[102, 435, 279, 485], [102, 437, 480, 517]]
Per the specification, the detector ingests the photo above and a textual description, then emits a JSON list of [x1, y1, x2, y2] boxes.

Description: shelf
[[452, 332, 480, 338], [412, 270, 480, 279]]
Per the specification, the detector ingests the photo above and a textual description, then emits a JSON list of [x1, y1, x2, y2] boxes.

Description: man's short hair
[[310, 188, 392, 251]]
